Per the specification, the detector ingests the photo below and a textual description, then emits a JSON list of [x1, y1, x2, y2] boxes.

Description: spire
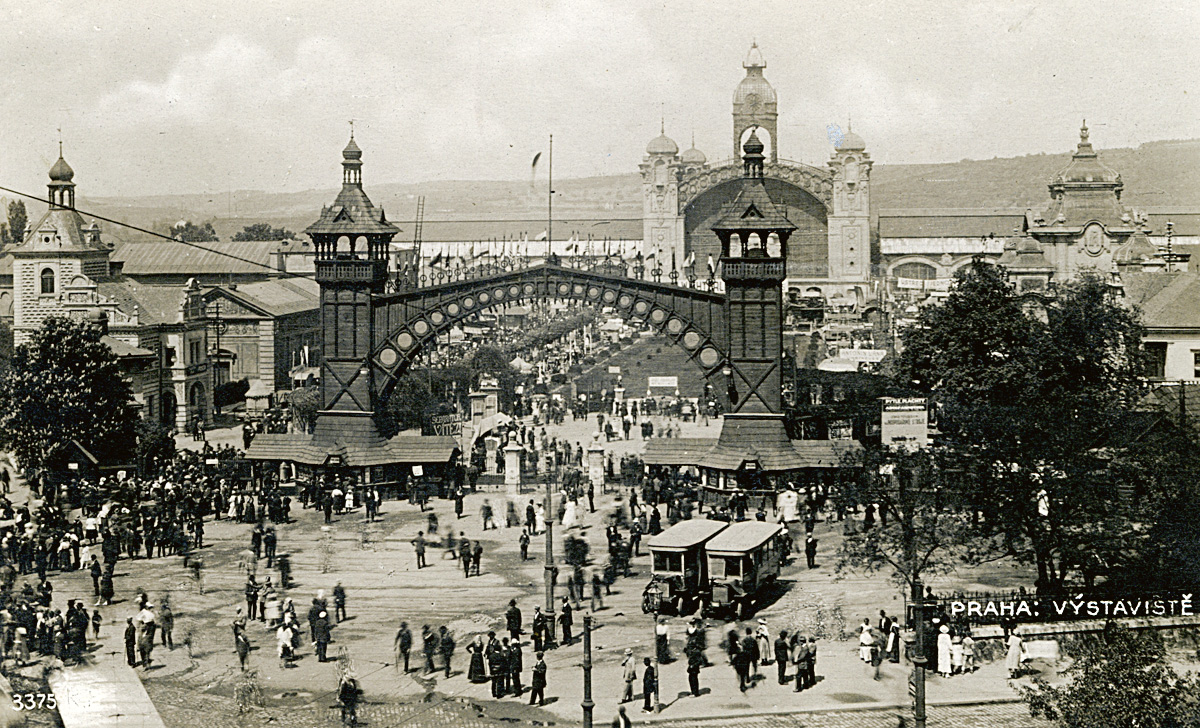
[[342, 128, 363, 187], [1076, 119, 1095, 156], [742, 127, 765, 178]]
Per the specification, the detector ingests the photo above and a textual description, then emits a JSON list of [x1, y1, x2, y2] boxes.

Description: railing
[[722, 261, 786, 280]]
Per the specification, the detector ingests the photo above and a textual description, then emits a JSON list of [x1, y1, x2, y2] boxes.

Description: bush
[[215, 379, 251, 408]]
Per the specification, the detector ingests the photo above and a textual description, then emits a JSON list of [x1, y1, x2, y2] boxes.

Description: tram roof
[[705, 521, 785, 555], [646, 519, 729, 552]]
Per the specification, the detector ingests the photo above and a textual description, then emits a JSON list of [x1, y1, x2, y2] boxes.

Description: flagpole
[[548, 134, 553, 263]]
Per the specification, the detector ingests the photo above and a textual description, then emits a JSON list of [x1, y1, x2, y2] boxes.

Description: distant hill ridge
[[48, 138, 1200, 244]]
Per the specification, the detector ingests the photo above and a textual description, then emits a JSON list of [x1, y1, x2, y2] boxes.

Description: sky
[[2, 0, 1198, 197]]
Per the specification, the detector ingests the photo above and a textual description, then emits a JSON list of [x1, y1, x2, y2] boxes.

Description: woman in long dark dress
[[467, 635, 487, 683]]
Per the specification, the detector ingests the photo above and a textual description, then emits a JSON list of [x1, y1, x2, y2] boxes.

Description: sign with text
[[881, 397, 928, 450], [647, 376, 678, 389], [841, 348, 888, 363], [608, 366, 621, 374], [430, 413, 465, 437]]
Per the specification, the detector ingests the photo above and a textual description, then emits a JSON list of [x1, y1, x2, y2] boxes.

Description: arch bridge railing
[[368, 262, 731, 402]]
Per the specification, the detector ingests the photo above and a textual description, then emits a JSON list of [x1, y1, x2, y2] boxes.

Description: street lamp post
[[644, 582, 663, 713], [544, 469, 557, 647], [582, 615, 594, 728], [910, 578, 927, 728]]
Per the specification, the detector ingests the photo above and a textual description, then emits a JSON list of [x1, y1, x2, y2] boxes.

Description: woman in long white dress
[[937, 625, 952, 677], [534, 503, 546, 535], [858, 620, 874, 662], [1005, 629, 1023, 678], [562, 498, 577, 529]]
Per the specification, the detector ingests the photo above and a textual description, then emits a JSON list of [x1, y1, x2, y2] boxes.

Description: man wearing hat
[[621, 648, 637, 703]]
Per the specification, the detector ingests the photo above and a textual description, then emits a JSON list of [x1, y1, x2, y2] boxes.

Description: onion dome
[[839, 130, 866, 152], [744, 41, 765, 69], [647, 133, 678, 156], [734, 42, 777, 106], [681, 146, 707, 165], [342, 136, 363, 161], [49, 154, 74, 182]]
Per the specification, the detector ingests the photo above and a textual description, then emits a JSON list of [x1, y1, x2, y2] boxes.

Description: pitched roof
[[12, 207, 109, 255], [705, 521, 785, 554], [646, 519, 728, 552], [699, 417, 806, 471], [101, 335, 154, 359], [305, 184, 399, 237], [711, 179, 796, 232], [95, 279, 192, 325], [209, 278, 318, 317], [1125, 272, 1200, 329], [244, 417, 459, 467], [642, 438, 717, 466], [111, 240, 277, 276]]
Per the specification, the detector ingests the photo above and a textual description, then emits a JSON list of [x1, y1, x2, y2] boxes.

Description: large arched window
[[892, 262, 937, 280], [40, 268, 55, 294]]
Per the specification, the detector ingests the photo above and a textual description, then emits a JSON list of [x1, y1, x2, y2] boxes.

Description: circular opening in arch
[[463, 297, 475, 309], [667, 318, 684, 334], [447, 303, 461, 316], [618, 295, 632, 308], [603, 290, 616, 303], [430, 311, 445, 325], [413, 320, 430, 336], [699, 348, 720, 367], [683, 331, 701, 349], [380, 348, 398, 367], [396, 332, 415, 350], [650, 309, 667, 324]]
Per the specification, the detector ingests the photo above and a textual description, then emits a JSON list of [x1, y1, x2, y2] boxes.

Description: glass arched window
[[892, 262, 937, 280], [40, 268, 55, 294]]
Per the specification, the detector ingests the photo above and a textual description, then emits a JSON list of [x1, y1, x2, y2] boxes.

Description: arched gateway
[[246, 135, 852, 500]]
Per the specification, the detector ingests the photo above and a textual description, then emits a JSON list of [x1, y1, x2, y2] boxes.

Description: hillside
[[17, 138, 1199, 245]]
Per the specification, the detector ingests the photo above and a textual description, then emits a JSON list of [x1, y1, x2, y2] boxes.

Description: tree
[[834, 445, 999, 590], [1022, 623, 1200, 728], [894, 261, 1150, 591], [135, 419, 176, 478], [288, 387, 320, 434], [232, 223, 295, 241], [377, 371, 436, 438], [0, 316, 137, 469], [2, 200, 27, 248], [169, 220, 219, 242]]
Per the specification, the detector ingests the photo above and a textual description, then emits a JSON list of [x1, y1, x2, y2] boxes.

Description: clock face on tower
[[745, 93, 761, 112]]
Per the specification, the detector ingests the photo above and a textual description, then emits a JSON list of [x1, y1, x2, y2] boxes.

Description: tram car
[[642, 519, 729, 615], [704, 521, 788, 619]]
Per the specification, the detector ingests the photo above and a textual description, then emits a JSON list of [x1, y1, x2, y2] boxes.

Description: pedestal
[[504, 443, 523, 495], [587, 443, 605, 491], [614, 386, 625, 403], [484, 436, 500, 474]]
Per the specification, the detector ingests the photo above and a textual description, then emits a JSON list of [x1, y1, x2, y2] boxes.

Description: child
[[91, 609, 103, 640]]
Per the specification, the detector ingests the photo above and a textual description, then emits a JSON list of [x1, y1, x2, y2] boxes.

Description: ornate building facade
[[640, 42, 871, 304]]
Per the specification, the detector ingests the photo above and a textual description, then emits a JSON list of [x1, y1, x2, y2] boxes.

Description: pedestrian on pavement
[[423, 625, 437, 674], [338, 671, 361, 726], [805, 535, 817, 569], [472, 541, 483, 576], [531, 607, 546, 653], [587, 482, 595, 513], [756, 619, 771, 665], [961, 632, 976, 672], [160, 603, 174, 649], [858, 619, 874, 662], [91, 609, 102, 640], [236, 629, 251, 671], [792, 635, 809, 691], [1005, 627, 1024, 679], [529, 652, 547, 706], [686, 641, 703, 697], [460, 536, 472, 578], [612, 705, 633, 728], [774, 630, 790, 684], [439, 626, 456, 678], [641, 657, 657, 713], [89, 555, 102, 597], [481, 499, 495, 530], [334, 582, 348, 623], [519, 530, 530, 561], [489, 642, 506, 697], [508, 638, 524, 696], [124, 617, 137, 667], [559, 598, 573, 645], [742, 627, 760, 677], [621, 648, 636, 703], [314, 611, 331, 662], [805, 637, 818, 688], [505, 600, 522, 642], [412, 532, 427, 569], [655, 617, 671, 663], [591, 572, 604, 611]]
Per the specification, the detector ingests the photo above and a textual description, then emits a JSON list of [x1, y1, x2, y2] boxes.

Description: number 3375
[[12, 693, 56, 710]]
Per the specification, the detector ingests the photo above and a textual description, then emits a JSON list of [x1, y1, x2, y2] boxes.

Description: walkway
[[49, 657, 167, 728]]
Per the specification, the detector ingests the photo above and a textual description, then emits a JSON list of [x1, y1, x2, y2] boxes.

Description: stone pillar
[[504, 442, 523, 495], [614, 386, 625, 403], [484, 435, 500, 474], [587, 441, 605, 491]]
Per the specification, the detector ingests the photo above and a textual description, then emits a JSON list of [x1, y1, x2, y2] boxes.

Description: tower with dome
[[639, 42, 872, 303]]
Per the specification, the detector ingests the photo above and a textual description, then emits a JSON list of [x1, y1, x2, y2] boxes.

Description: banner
[[647, 376, 678, 388], [881, 397, 928, 450], [841, 348, 887, 363], [896, 277, 925, 290]]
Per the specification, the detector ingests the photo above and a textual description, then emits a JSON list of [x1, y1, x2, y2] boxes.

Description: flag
[[685, 251, 695, 267], [473, 241, 486, 259], [707, 254, 715, 275], [531, 152, 542, 170], [430, 250, 444, 267], [646, 249, 656, 260], [534, 230, 548, 241]]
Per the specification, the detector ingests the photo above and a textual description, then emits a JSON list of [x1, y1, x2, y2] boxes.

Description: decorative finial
[[57, 126, 62, 157], [348, 119, 355, 140], [848, 114, 852, 133], [1080, 119, 1088, 143]]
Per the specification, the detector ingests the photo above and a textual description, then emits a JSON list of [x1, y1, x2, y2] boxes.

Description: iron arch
[[369, 263, 730, 403]]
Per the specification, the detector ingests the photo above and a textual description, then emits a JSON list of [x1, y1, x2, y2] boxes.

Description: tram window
[[654, 553, 682, 572], [724, 558, 741, 577]]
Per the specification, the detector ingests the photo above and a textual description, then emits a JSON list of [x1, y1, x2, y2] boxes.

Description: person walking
[[314, 611, 331, 662], [412, 532, 427, 569], [621, 648, 637, 703], [160, 603, 174, 650], [686, 641, 702, 697], [472, 541, 483, 576], [519, 530, 530, 561], [805, 637, 818, 689], [774, 630, 790, 684], [460, 536, 472, 578], [805, 535, 817, 569], [531, 607, 546, 652], [236, 629, 251, 671], [338, 671, 361, 726], [612, 705, 633, 728], [742, 628, 759, 678], [755, 619, 771, 666], [508, 638, 524, 696], [423, 625, 437, 674], [489, 641, 506, 697], [529, 652, 547, 706], [641, 657, 657, 713], [655, 617, 671, 663], [439, 626, 456, 678], [91, 609, 102, 640], [937, 625, 952, 678]]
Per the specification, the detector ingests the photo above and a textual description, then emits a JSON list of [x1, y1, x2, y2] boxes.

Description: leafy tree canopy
[[0, 316, 137, 469], [1, 200, 28, 248], [1022, 623, 1200, 728], [232, 223, 295, 241], [169, 220, 218, 242]]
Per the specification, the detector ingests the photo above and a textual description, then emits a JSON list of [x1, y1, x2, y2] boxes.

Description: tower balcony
[[721, 258, 786, 281], [315, 258, 388, 286]]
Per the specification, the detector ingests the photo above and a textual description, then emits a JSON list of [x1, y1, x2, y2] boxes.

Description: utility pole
[[582, 615, 594, 728], [547, 134, 553, 261]]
